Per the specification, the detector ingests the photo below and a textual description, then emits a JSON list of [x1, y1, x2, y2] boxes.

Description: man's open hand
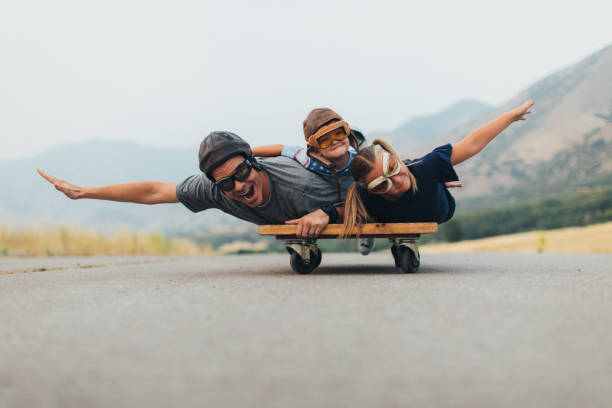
[[285, 209, 330, 239], [37, 169, 84, 200]]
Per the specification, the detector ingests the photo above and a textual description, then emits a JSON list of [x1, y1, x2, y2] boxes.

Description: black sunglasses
[[214, 160, 253, 192]]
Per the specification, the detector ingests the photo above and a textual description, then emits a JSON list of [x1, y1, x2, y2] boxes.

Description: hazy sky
[[2, 0, 611, 160]]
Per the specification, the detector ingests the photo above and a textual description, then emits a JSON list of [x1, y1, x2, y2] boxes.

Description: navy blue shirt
[[357, 144, 459, 224]]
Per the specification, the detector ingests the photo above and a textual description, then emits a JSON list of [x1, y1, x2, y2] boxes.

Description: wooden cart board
[[259, 223, 438, 274]]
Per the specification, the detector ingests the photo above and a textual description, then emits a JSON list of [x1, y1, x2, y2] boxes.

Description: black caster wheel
[[397, 246, 419, 273], [289, 248, 322, 274], [391, 245, 400, 268], [311, 248, 322, 269]]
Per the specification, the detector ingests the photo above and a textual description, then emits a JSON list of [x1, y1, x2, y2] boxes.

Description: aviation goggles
[[307, 120, 350, 149], [214, 159, 253, 192], [366, 151, 401, 194]]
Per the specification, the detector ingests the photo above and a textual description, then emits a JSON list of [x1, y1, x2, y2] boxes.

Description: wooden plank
[[273, 233, 422, 239], [259, 223, 437, 238]]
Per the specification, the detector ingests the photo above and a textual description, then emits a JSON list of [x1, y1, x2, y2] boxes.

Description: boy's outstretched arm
[[251, 144, 285, 157], [451, 100, 534, 166], [37, 169, 179, 204]]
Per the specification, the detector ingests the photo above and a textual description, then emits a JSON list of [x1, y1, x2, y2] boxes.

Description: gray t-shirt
[[176, 156, 341, 225]]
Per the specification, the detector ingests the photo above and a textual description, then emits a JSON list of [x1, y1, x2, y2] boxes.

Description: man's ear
[[249, 156, 263, 171]]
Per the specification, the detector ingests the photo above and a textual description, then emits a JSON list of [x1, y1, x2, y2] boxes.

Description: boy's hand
[[509, 100, 534, 122], [285, 209, 330, 239], [37, 169, 84, 199]]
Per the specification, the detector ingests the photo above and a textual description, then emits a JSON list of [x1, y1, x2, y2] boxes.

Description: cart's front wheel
[[398, 246, 419, 273], [289, 248, 322, 274]]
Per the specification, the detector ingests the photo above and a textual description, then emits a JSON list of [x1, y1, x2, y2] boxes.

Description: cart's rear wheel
[[391, 245, 400, 268], [289, 248, 322, 274], [398, 246, 419, 273]]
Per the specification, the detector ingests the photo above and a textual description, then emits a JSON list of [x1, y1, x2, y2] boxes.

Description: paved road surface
[[1, 253, 611, 407]]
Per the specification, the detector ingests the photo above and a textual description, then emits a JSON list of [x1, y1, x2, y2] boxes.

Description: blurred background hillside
[[2, 1, 611, 255]]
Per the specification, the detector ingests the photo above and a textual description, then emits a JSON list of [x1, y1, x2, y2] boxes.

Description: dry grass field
[[421, 222, 612, 254], [2, 222, 610, 257], [0, 225, 209, 257]]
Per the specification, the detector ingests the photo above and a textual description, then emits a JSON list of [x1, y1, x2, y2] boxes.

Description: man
[[38, 131, 341, 238]]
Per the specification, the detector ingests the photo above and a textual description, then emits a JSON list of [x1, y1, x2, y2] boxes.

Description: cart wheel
[[391, 245, 400, 268], [289, 248, 322, 274], [311, 248, 322, 269], [398, 246, 419, 273]]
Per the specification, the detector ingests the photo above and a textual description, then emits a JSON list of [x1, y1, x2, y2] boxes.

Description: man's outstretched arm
[[37, 169, 179, 204]]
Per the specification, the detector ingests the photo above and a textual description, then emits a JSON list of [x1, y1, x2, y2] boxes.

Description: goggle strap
[[382, 151, 390, 176]]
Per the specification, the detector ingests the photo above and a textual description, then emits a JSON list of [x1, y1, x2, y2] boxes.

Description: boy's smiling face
[[319, 134, 350, 160]]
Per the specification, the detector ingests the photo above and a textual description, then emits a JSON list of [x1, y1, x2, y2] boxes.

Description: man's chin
[[241, 193, 262, 207]]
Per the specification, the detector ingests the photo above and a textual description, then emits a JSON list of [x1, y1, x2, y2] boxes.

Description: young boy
[[252, 108, 376, 255]]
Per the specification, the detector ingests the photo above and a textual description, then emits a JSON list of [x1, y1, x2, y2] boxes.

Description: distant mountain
[[0, 140, 242, 233], [435, 44, 612, 202], [384, 99, 493, 151]]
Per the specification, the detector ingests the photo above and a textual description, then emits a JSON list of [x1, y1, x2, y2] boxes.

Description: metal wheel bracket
[[389, 238, 420, 262], [283, 239, 318, 265]]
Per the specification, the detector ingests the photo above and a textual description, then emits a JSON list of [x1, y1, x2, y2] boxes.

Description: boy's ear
[[306, 144, 320, 154], [307, 145, 323, 157]]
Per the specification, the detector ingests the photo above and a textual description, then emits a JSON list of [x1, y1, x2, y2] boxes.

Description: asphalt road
[[1, 253, 611, 408]]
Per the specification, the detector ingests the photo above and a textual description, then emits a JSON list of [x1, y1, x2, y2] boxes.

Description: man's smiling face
[[211, 155, 269, 207]]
